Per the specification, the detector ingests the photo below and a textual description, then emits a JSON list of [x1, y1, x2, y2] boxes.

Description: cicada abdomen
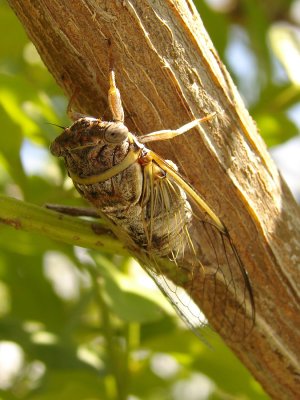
[[50, 64, 255, 342]]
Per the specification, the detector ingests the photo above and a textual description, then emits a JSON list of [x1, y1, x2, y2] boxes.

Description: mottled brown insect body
[[51, 118, 191, 257]]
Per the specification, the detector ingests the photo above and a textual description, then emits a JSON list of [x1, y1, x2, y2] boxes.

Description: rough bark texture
[[7, 0, 300, 398]]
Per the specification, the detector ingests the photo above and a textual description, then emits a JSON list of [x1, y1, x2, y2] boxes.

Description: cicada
[[50, 62, 255, 342]]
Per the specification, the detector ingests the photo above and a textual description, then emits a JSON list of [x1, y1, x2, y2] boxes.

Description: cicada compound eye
[[104, 122, 129, 144]]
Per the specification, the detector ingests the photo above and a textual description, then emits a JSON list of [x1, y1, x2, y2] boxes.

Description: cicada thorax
[[51, 117, 192, 259]]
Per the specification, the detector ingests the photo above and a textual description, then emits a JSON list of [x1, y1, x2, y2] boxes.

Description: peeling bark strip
[[7, 1, 300, 398]]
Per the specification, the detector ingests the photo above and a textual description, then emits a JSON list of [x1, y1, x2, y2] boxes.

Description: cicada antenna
[[46, 122, 66, 130]]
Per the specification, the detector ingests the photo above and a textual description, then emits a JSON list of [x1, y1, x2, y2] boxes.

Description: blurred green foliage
[[2, 0, 300, 398]]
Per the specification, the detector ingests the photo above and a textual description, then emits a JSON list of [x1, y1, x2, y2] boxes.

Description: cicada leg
[[66, 89, 89, 121], [139, 113, 216, 144], [45, 204, 100, 218], [67, 39, 125, 122], [108, 43, 125, 123]]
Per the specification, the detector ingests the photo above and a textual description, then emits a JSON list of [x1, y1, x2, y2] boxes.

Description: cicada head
[[50, 118, 129, 156], [50, 117, 131, 178]]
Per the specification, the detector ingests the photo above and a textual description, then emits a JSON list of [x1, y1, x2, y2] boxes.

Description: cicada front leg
[[108, 43, 125, 123], [139, 113, 216, 144], [66, 89, 90, 121]]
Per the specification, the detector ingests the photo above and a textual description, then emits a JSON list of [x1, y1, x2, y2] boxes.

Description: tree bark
[[7, 0, 300, 398]]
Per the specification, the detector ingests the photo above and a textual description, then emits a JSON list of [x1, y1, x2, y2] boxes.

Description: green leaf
[[29, 370, 105, 400], [255, 111, 298, 147], [269, 23, 300, 86], [93, 254, 170, 323]]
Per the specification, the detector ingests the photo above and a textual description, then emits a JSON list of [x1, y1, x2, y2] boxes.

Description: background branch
[[0, 194, 125, 255], [7, 1, 300, 398]]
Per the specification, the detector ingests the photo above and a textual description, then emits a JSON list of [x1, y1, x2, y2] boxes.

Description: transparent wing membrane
[[138, 155, 255, 342]]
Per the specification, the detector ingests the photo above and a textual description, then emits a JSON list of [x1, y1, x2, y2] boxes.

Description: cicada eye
[[104, 122, 129, 144]]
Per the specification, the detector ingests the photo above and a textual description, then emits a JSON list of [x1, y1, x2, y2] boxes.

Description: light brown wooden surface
[[7, 1, 300, 398]]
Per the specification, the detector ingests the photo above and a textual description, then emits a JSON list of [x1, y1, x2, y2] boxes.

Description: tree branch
[[0, 194, 125, 255], [7, 0, 300, 398]]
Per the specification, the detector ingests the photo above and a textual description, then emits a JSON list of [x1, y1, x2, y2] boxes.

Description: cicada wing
[[142, 263, 210, 342], [185, 216, 255, 341], [139, 151, 255, 342]]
